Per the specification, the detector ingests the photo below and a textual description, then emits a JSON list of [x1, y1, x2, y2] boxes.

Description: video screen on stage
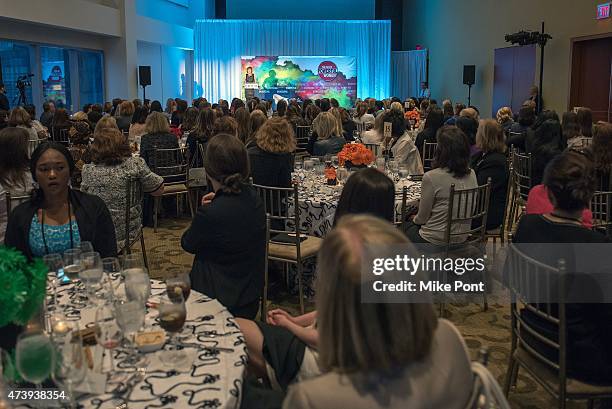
[[241, 56, 357, 107]]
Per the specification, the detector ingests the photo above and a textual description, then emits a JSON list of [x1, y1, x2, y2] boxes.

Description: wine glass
[[303, 159, 313, 172], [124, 268, 151, 304], [62, 249, 83, 284], [331, 155, 339, 168], [114, 298, 146, 366], [52, 326, 86, 409], [376, 157, 385, 172], [101, 257, 122, 301], [80, 252, 103, 303], [294, 159, 303, 171], [78, 241, 94, 253], [95, 303, 122, 374], [158, 292, 188, 368], [121, 253, 145, 272], [336, 168, 349, 185], [15, 330, 55, 402]]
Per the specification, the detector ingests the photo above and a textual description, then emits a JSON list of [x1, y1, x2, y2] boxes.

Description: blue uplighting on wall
[[194, 19, 390, 102], [226, 0, 375, 20]]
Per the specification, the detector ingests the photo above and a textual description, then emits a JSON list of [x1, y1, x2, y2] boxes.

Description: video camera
[[16, 74, 34, 90]]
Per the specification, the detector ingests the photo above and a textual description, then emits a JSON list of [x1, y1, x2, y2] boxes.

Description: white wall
[[135, 0, 210, 28], [137, 41, 193, 104]]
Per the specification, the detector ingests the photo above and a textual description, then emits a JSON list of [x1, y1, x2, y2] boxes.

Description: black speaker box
[[138, 66, 151, 87], [463, 65, 475, 86]]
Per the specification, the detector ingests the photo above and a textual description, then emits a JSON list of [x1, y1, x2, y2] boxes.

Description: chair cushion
[[514, 347, 612, 397], [269, 236, 322, 261], [163, 184, 188, 194]]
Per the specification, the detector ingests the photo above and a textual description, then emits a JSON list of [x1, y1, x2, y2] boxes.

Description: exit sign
[[597, 3, 611, 19]]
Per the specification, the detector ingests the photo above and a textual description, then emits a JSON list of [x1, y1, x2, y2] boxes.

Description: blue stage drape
[[391, 50, 428, 100], [194, 19, 390, 102]]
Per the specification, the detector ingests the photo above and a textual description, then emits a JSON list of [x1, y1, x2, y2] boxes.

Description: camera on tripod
[[16, 74, 34, 90]]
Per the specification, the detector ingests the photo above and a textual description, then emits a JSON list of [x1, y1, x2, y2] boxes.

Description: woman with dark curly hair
[[181, 134, 266, 319]]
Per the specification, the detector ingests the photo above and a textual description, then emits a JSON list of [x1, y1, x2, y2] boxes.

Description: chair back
[[578, 137, 592, 148], [6, 191, 31, 215], [261, 214, 271, 319], [295, 126, 311, 152], [252, 183, 300, 238], [421, 142, 437, 172], [28, 138, 44, 157], [53, 128, 71, 145], [364, 143, 382, 157], [444, 178, 492, 250], [355, 122, 366, 133], [511, 148, 531, 200], [150, 146, 189, 185], [123, 177, 144, 254], [394, 186, 409, 226], [506, 242, 567, 375], [590, 190, 612, 235]]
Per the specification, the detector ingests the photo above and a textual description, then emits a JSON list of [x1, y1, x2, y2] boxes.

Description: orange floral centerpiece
[[337, 143, 375, 168], [404, 110, 421, 128]]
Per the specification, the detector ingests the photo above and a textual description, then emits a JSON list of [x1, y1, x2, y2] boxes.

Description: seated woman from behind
[[307, 112, 346, 156], [5, 142, 116, 259], [402, 126, 477, 245], [236, 168, 397, 396], [81, 127, 164, 252], [388, 110, 424, 175], [282, 215, 473, 409], [181, 134, 266, 319], [513, 150, 612, 384], [248, 117, 295, 187]]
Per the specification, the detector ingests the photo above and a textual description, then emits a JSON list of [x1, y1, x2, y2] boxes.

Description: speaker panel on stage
[[463, 65, 475, 85], [139, 66, 151, 87]]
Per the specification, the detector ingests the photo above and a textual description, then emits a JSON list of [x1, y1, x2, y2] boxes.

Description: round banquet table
[[42, 275, 246, 409], [286, 169, 422, 296]]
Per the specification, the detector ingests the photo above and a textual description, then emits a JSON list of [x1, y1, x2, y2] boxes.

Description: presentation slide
[[241, 56, 357, 108]]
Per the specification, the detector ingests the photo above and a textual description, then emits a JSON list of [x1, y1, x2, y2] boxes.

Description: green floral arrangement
[[0, 246, 48, 327]]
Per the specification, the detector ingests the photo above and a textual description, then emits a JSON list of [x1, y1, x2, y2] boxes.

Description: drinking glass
[[114, 298, 146, 366], [124, 268, 151, 304], [166, 273, 191, 302], [95, 303, 122, 374], [78, 241, 94, 253], [80, 252, 103, 303], [294, 159, 303, 171], [336, 168, 349, 185], [62, 249, 83, 283], [158, 292, 188, 368], [399, 165, 410, 178], [303, 159, 314, 172], [376, 157, 385, 172], [52, 326, 86, 409], [101, 257, 122, 302], [15, 330, 55, 399], [331, 155, 339, 168]]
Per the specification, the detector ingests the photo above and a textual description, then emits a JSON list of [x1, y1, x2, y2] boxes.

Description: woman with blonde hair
[[94, 115, 119, 137], [116, 100, 135, 132], [496, 106, 514, 134], [139, 111, 178, 169], [8, 107, 37, 140], [279, 215, 472, 409], [471, 119, 508, 230], [81, 127, 163, 251], [328, 108, 345, 140], [308, 111, 345, 156], [248, 117, 295, 187]]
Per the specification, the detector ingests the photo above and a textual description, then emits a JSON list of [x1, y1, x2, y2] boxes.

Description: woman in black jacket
[[470, 120, 508, 230], [4, 142, 117, 259], [415, 108, 444, 157], [181, 134, 266, 319], [248, 117, 295, 188]]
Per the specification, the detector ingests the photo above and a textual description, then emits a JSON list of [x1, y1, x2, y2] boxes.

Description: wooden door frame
[[568, 32, 612, 112]]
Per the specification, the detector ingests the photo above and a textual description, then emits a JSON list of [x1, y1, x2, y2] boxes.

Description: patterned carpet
[[138, 216, 590, 409]]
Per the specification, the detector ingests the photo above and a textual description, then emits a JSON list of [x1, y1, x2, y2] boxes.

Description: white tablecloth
[[47, 276, 246, 409]]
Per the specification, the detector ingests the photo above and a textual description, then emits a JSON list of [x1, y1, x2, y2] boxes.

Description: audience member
[[87, 104, 104, 126], [415, 108, 444, 157], [309, 112, 346, 156], [248, 110, 268, 148], [389, 111, 424, 175], [528, 119, 564, 187], [402, 126, 477, 245], [4, 142, 117, 258], [0, 127, 34, 199], [442, 100, 454, 122], [562, 111, 582, 149], [181, 135, 266, 319], [496, 107, 514, 134], [150, 100, 163, 113], [513, 150, 612, 384], [39, 101, 55, 129], [471, 120, 508, 230], [590, 122, 612, 190], [8, 107, 38, 141], [164, 98, 176, 121], [81, 127, 164, 251], [456, 116, 479, 155], [507, 106, 536, 150], [129, 106, 149, 145], [248, 117, 295, 188], [213, 116, 238, 137], [116, 100, 135, 132], [235, 107, 251, 144], [172, 99, 188, 126], [140, 112, 179, 168], [187, 108, 215, 166], [50, 108, 71, 140], [576, 107, 593, 138], [23, 105, 48, 139], [304, 104, 321, 125], [352, 102, 375, 129], [282, 215, 472, 409], [181, 107, 199, 136]]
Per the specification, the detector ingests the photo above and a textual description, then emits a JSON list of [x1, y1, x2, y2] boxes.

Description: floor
[[135, 216, 592, 409]]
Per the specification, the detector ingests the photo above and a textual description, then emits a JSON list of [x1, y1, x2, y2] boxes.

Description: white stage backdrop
[[194, 19, 390, 102]]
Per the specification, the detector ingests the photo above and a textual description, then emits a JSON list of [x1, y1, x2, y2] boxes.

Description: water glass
[[62, 249, 83, 283], [78, 241, 94, 253], [376, 157, 385, 172], [294, 159, 303, 171], [399, 166, 410, 178], [331, 155, 339, 168], [124, 268, 151, 304], [303, 159, 314, 171], [52, 326, 86, 409], [42, 253, 63, 315], [114, 298, 146, 366], [121, 253, 145, 272], [336, 168, 349, 185], [80, 252, 103, 303], [16, 329, 55, 399], [95, 304, 121, 374], [158, 292, 188, 368]]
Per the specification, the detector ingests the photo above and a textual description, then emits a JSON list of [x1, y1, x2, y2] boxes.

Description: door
[[492, 45, 536, 118]]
